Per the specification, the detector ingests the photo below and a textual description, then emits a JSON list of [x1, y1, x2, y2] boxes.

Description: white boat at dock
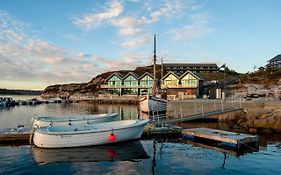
[[139, 35, 167, 114], [32, 113, 118, 127], [139, 95, 167, 114], [32, 119, 150, 148]]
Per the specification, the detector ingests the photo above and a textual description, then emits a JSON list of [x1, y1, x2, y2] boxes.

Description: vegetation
[[240, 67, 281, 88]]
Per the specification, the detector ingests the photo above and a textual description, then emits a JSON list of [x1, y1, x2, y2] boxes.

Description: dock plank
[[182, 128, 258, 147]]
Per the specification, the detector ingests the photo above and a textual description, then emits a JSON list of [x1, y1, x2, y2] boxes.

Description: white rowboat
[[33, 119, 150, 148], [33, 113, 118, 127]]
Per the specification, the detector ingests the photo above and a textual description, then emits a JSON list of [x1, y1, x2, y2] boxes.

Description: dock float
[[0, 131, 30, 144], [143, 124, 182, 137], [182, 128, 259, 150]]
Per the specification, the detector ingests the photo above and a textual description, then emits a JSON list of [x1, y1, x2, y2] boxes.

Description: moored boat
[[32, 113, 118, 127], [139, 95, 167, 114], [139, 35, 167, 114], [32, 119, 150, 148]]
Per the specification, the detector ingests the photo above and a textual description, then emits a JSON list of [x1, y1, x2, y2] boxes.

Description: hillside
[[40, 65, 157, 99], [240, 68, 281, 88]]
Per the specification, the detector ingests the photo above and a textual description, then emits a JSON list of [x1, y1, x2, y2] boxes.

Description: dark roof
[[163, 63, 218, 67], [162, 71, 180, 80], [139, 72, 153, 80], [105, 72, 124, 81], [123, 72, 140, 80], [268, 54, 281, 63], [179, 70, 205, 80]]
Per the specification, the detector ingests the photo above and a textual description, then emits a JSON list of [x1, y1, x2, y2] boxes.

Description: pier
[[150, 100, 243, 124], [182, 128, 259, 150]]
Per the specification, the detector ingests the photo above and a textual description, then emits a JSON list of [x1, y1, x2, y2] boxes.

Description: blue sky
[[0, 0, 280, 90]]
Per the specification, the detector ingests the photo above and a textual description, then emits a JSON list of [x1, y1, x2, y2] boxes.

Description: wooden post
[[221, 100, 224, 112], [201, 103, 204, 115], [180, 106, 183, 118], [195, 103, 197, 114]]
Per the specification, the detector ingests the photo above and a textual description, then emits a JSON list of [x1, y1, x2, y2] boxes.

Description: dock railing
[[167, 100, 243, 118]]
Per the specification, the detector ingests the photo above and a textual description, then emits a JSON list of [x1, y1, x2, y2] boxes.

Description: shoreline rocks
[[218, 108, 281, 133]]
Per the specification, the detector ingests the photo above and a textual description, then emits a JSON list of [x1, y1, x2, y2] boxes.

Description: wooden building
[[266, 54, 281, 69], [163, 63, 219, 74], [161, 70, 204, 98]]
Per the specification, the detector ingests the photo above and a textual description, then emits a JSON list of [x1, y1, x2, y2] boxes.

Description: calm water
[[0, 101, 281, 175]]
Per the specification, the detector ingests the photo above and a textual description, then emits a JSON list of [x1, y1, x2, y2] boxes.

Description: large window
[[181, 74, 198, 87], [164, 74, 179, 87], [107, 75, 122, 87], [123, 75, 138, 87], [140, 75, 153, 87]]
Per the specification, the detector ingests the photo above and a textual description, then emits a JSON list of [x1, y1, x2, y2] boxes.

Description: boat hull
[[33, 119, 149, 148], [33, 113, 118, 127], [139, 96, 167, 114]]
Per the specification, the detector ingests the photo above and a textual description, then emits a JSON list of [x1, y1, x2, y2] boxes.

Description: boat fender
[[108, 130, 116, 142]]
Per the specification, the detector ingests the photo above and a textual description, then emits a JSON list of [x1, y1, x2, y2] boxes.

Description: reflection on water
[[0, 102, 140, 128], [31, 140, 149, 165], [1, 101, 281, 174]]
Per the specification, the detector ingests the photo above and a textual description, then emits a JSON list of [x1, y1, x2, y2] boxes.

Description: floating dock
[[0, 128, 30, 144], [182, 128, 259, 150], [142, 124, 182, 137]]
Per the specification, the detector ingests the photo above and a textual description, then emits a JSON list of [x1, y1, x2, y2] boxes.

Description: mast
[[153, 34, 157, 96]]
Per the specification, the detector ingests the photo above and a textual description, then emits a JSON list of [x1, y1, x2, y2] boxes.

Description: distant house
[[139, 72, 153, 95], [267, 54, 281, 69], [101, 64, 208, 97], [123, 72, 139, 95], [161, 70, 204, 98], [106, 72, 123, 94], [162, 71, 179, 88], [163, 63, 219, 74]]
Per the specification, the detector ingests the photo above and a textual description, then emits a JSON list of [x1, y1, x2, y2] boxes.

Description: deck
[[182, 128, 259, 150]]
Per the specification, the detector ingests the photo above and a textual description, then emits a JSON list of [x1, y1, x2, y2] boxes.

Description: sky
[[0, 0, 280, 90]]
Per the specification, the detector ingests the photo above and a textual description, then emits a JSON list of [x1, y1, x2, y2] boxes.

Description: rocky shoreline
[[219, 107, 281, 134]]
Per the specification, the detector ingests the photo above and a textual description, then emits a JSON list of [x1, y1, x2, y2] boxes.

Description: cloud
[[0, 10, 99, 86], [122, 36, 148, 48], [111, 17, 144, 36], [63, 34, 83, 41], [169, 14, 215, 41], [92, 52, 149, 71], [73, 0, 123, 30]]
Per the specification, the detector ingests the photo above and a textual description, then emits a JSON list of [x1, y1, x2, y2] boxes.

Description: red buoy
[[108, 133, 116, 142]]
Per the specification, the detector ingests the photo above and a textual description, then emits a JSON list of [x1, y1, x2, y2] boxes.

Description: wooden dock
[[0, 129, 31, 144], [182, 128, 259, 150], [142, 124, 182, 137]]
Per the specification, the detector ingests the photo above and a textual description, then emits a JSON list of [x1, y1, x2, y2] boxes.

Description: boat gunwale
[[35, 119, 150, 136], [36, 113, 118, 122]]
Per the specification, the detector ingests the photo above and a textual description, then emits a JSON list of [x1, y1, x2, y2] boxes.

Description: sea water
[[0, 102, 280, 175]]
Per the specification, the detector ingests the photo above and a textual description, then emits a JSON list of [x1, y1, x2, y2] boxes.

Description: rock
[[249, 128, 257, 134], [253, 118, 268, 128]]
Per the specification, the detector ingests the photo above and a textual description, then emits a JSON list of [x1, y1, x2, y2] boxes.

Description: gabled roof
[[139, 72, 153, 80], [123, 72, 140, 80], [179, 70, 204, 80], [106, 72, 124, 81], [268, 54, 281, 63], [162, 71, 180, 80]]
